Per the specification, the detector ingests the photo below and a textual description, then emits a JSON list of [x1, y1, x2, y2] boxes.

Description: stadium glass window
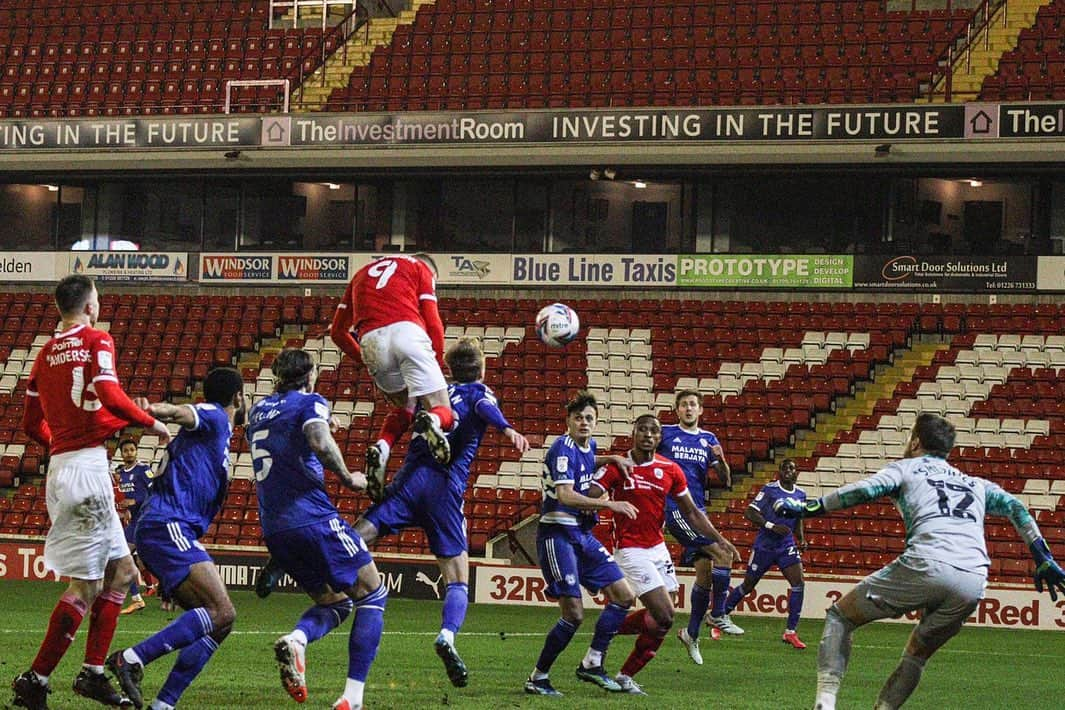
[[240, 179, 307, 250], [0, 184, 58, 249], [549, 178, 683, 253], [290, 181, 384, 250], [204, 182, 240, 251], [82, 181, 204, 253]]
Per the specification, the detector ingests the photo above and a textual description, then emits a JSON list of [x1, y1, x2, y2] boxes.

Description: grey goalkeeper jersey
[[824, 455, 1041, 572]]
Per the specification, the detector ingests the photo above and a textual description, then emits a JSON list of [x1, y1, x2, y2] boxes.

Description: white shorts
[[44, 447, 130, 580], [852, 554, 987, 646], [359, 320, 447, 398], [615, 542, 678, 597]]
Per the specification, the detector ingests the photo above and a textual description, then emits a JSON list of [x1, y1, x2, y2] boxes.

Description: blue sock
[[130, 582, 140, 596], [710, 567, 731, 617], [535, 618, 578, 674], [590, 602, 628, 653], [441, 582, 469, 635], [687, 583, 711, 639], [724, 583, 748, 615], [296, 598, 353, 645], [787, 585, 805, 631], [156, 636, 219, 706], [348, 584, 387, 682], [133, 608, 214, 666]]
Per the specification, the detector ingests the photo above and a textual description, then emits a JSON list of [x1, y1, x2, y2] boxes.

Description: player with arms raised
[[12, 275, 170, 710], [525, 391, 637, 697], [721, 458, 808, 649], [356, 337, 528, 687], [658, 389, 741, 660], [330, 253, 454, 497], [107, 368, 246, 710], [593, 414, 739, 692], [248, 349, 383, 710], [775, 413, 1065, 710]]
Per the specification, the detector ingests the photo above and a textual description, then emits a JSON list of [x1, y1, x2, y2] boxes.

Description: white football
[[535, 303, 580, 347]]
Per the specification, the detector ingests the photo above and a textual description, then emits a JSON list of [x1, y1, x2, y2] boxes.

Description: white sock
[[32, 671, 48, 684], [581, 648, 603, 668], [288, 629, 308, 647], [83, 664, 104, 674], [815, 671, 841, 710], [374, 439, 390, 461], [437, 629, 454, 646], [343, 678, 365, 707], [123, 648, 144, 666], [531, 668, 549, 681], [150, 700, 175, 710], [132, 594, 143, 603]]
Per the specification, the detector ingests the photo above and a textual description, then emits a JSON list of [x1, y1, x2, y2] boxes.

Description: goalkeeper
[[774, 412, 1065, 710]]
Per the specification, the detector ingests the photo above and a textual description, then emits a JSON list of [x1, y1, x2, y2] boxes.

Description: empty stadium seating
[[980, 0, 1065, 100], [1, 292, 1062, 586], [0, 0, 340, 116], [325, 0, 974, 111]]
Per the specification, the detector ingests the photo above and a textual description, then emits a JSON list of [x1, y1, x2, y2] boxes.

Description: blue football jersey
[[247, 390, 338, 538], [403, 381, 496, 488], [751, 481, 807, 548], [115, 461, 152, 515], [658, 424, 720, 512], [540, 435, 599, 529], [138, 404, 232, 538]]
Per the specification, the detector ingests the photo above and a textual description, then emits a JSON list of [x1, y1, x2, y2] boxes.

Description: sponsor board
[[474, 564, 1062, 630], [277, 254, 349, 282], [853, 255, 1037, 292], [1037, 256, 1065, 291], [510, 254, 678, 286], [0, 117, 260, 150], [68, 251, 188, 282], [677, 254, 853, 288], [436, 253, 512, 285], [0, 252, 59, 281], [199, 253, 274, 282]]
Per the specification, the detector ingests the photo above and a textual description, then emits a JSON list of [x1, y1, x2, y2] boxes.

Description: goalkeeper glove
[[1030, 537, 1065, 601], [772, 497, 826, 518]]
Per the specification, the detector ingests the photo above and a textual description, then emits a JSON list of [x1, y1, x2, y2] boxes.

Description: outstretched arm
[[147, 402, 198, 429], [777, 465, 903, 518], [987, 485, 1065, 601], [475, 398, 529, 452], [560, 481, 638, 520], [305, 420, 366, 492], [679, 492, 739, 561], [329, 282, 362, 363]]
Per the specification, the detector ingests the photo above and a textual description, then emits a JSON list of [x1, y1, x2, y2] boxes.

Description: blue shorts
[[536, 524, 624, 599], [747, 540, 803, 581], [362, 463, 466, 558], [135, 520, 213, 597], [664, 507, 718, 566], [265, 516, 374, 595]]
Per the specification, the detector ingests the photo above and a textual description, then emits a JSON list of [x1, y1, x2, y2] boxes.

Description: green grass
[[0, 580, 1060, 709]]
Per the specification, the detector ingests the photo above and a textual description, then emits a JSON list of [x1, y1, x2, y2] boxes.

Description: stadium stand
[[1, 291, 1062, 585], [978, 0, 1065, 100], [0, 0, 344, 117], [323, 0, 976, 111]]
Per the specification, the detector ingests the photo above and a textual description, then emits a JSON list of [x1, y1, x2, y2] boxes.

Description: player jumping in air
[[247, 349, 383, 710], [657, 389, 742, 659], [12, 275, 170, 710], [330, 253, 455, 499], [775, 413, 1065, 710], [721, 458, 808, 649], [107, 368, 246, 710], [356, 337, 529, 687], [525, 391, 638, 697], [113, 437, 155, 615], [592, 414, 739, 693]]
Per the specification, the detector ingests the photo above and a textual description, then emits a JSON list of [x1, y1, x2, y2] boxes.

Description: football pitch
[[0, 580, 1060, 709]]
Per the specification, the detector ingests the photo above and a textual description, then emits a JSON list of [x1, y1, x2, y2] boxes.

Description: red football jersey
[[596, 454, 689, 549], [27, 324, 132, 455], [340, 255, 437, 336]]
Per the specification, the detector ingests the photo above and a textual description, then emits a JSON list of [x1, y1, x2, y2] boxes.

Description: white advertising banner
[[0, 252, 59, 281], [1037, 256, 1065, 291], [69, 251, 188, 281], [474, 564, 1059, 630]]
